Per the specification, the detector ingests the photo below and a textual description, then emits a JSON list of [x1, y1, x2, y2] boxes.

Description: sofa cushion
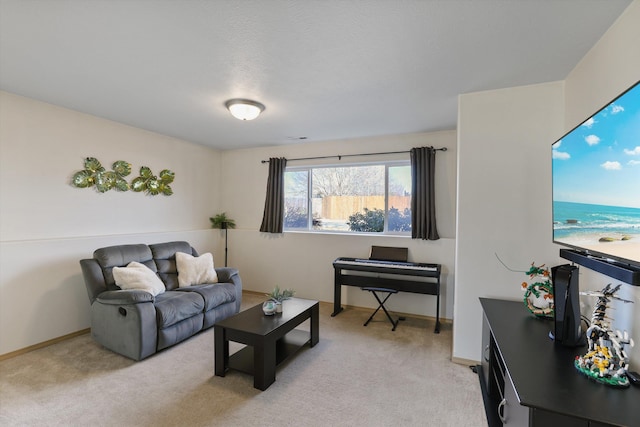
[[112, 262, 165, 296], [150, 241, 195, 291], [176, 252, 218, 287], [177, 283, 236, 311], [153, 291, 205, 329], [94, 244, 157, 292]]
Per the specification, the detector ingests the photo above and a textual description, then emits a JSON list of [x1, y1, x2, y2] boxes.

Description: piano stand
[[362, 287, 399, 331]]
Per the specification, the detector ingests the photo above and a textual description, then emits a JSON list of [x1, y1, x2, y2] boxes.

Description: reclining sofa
[[80, 241, 242, 360]]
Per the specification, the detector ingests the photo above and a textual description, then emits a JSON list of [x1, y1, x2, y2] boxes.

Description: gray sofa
[[80, 241, 242, 360]]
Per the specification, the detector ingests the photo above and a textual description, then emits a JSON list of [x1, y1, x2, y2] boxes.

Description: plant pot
[[275, 302, 282, 313], [262, 301, 277, 316]]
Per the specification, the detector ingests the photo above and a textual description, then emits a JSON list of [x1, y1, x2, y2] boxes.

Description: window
[[284, 162, 411, 234]]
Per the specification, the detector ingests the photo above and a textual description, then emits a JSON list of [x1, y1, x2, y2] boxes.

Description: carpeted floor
[[0, 293, 487, 427]]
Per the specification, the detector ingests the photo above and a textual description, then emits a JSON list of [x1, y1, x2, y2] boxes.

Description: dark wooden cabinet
[[478, 298, 640, 427]]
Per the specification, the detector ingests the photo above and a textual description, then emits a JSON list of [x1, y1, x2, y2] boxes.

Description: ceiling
[[0, 0, 632, 150]]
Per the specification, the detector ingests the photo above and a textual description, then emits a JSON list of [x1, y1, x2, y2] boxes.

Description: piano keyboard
[[338, 258, 438, 271]]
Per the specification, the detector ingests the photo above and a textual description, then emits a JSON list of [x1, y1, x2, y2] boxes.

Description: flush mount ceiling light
[[224, 99, 265, 121]]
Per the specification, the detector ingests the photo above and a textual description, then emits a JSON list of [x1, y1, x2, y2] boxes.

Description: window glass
[[284, 162, 411, 234], [284, 170, 309, 229], [388, 165, 412, 232], [313, 165, 384, 232]]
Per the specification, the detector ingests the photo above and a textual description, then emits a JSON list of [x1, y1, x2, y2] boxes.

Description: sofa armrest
[[80, 258, 108, 305], [91, 297, 157, 360], [215, 267, 239, 283], [215, 267, 242, 313], [96, 290, 154, 305]]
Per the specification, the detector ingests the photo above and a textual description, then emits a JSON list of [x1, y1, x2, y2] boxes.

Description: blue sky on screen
[[553, 81, 640, 208]]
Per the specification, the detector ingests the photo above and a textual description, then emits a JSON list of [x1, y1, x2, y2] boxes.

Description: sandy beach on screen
[[560, 233, 640, 262]]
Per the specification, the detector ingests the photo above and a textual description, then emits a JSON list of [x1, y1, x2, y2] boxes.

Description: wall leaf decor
[[131, 167, 175, 196], [71, 157, 174, 196]]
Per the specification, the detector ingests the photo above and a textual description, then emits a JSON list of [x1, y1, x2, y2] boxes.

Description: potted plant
[[266, 286, 295, 313], [209, 212, 236, 230], [210, 213, 236, 267]]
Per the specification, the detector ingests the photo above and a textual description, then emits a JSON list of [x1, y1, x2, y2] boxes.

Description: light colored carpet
[[0, 293, 487, 427]]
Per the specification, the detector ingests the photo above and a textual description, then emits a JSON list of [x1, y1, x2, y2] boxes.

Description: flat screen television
[[552, 79, 640, 271]]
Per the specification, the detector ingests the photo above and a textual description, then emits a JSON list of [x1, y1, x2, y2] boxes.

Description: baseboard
[[451, 356, 480, 366], [0, 328, 90, 361]]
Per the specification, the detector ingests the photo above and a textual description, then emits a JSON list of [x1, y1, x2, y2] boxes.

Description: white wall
[[454, 0, 640, 367], [564, 0, 640, 129], [219, 131, 458, 319], [454, 82, 565, 362], [0, 92, 222, 355]]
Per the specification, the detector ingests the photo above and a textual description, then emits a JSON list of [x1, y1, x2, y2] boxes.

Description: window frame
[[283, 160, 411, 235]]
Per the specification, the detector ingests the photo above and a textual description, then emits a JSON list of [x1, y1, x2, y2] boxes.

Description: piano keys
[[332, 256, 442, 333], [337, 258, 439, 272]]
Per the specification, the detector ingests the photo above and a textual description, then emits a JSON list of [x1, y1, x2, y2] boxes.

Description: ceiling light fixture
[[224, 99, 265, 121]]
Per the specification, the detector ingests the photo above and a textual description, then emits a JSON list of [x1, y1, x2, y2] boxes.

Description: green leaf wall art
[[131, 167, 174, 196], [71, 157, 174, 196]]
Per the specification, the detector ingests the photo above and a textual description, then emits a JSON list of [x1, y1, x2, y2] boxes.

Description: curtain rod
[[260, 147, 447, 163]]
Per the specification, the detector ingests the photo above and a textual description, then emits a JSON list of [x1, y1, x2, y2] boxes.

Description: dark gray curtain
[[260, 157, 287, 233], [410, 147, 439, 240]]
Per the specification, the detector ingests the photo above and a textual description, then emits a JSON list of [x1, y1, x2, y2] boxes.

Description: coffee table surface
[[216, 297, 318, 335]]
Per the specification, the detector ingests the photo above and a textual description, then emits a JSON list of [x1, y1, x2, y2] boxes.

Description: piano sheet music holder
[[369, 246, 408, 262], [332, 246, 442, 333]]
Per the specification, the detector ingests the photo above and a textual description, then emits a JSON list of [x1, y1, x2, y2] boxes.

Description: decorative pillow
[[176, 252, 218, 287], [112, 261, 165, 296]]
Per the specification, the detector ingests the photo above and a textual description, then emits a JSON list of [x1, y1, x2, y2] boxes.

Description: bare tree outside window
[[312, 166, 384, 197], [388, 165, 412, 232], [284, 170, 309, 229]]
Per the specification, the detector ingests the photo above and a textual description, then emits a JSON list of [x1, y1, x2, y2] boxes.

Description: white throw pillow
[[112, 261, 165, 296], [175, 252, 218, 287]]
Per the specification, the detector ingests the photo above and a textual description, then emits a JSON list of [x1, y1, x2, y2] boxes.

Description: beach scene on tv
[[552, 81, 640, 265]]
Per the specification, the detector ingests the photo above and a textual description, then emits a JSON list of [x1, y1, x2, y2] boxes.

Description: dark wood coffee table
[[214, 297, 319, 390]]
